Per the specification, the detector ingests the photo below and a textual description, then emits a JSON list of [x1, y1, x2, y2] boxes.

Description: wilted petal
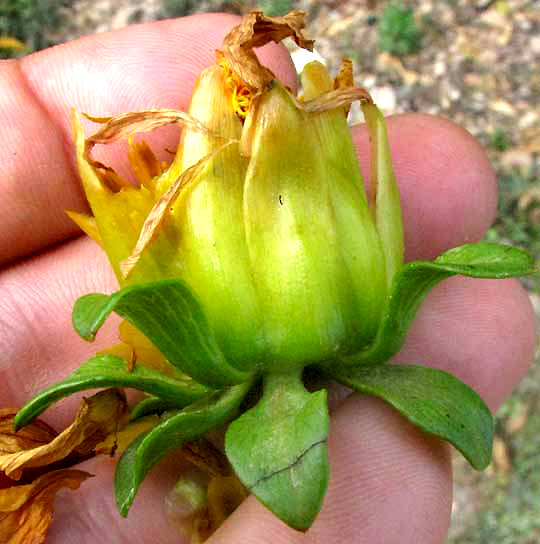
[[0, 410, 57, 455], [221, 11, 313, 90], [165, 439, 247, 543], [0, 469, 90, 544], [3, 389, 128, 480], [128, 138, 164, 192]]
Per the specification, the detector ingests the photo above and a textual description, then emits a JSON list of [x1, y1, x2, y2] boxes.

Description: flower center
[[218, 57, 252, 120]]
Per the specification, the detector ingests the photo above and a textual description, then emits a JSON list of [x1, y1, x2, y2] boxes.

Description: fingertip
[[352, 113, 498, 260], [313, 394, 452, 544], [399, 277, 536, 411], [208, 498, 303, 544]]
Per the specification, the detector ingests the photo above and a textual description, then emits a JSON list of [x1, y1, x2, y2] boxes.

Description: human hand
[[0, 13, 535, 543]]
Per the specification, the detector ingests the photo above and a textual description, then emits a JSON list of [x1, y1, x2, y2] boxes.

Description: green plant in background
[[257, 0, 294, 17], [378, 1, 423, 56], [0, 0, 70, 58], [489, 128, 512, 152], [486, 169, 540, 291], [450, 361, 540, 543], [160, 0, 211, 19]]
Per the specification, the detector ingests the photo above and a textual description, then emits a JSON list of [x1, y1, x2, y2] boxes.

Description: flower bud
[[70, 18, 403, 375]]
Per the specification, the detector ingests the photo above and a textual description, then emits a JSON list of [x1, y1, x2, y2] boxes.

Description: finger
[[0, 13, 296, 265], [210, 394, 452, 544], [352, 113, 498, 260], [0, 237, 118, 428], [47, 454, 191, 543], [394, 276, 536, 412], [4, 277, 529, 542], [1, 248, 533, 544]]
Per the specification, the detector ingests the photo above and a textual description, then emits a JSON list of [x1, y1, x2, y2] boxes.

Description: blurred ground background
[[1, 0, 539, 542]]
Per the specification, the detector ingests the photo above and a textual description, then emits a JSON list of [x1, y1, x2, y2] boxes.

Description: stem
[[263, 368, 304, 395], [262, 368, 308, 416]]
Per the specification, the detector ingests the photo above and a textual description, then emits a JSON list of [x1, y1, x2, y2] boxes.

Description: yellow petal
[[118, 321, 177, 376], [72, 109, 181, 285], [65, 210, 104, 247], [97, 343, 134, 366], [128, 137, 163, 192], [0, 37, 27, 52], [301, 60, 333, 100]]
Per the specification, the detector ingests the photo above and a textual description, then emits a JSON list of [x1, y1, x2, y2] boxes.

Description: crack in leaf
[[249, 438, 327, 490]]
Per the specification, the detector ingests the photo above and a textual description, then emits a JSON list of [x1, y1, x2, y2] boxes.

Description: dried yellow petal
[[0, 389, 128, 480], [0, 469, 90, 544], [0, 410, 57, 455]]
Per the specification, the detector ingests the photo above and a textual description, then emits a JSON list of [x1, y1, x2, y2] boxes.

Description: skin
[[0, 13, 535, 544]]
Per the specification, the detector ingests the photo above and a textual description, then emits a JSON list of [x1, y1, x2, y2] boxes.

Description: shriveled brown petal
[[206, 475, 248, 533], [120, 139, 237, 278], [299, 86, 373, 114], [88, 158, 132, 192], [82, 113, 113, 123], [222, 11, 314, 91], [165, 441, 246, 543], [181, 439, 230, 479], [84, 109, 213, 149], [0, 389, 128, 480], [187, 475, 248, 543], [0, 469, 90, 544], [81, 109, 227, 194], [128, 138, 164, 191], [186, 441, 247, 542], [334, 59, 354, 90], [0, 411, 57, 455]]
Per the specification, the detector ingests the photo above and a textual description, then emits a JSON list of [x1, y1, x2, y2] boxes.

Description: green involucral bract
[[13, 11, 536, 536]]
